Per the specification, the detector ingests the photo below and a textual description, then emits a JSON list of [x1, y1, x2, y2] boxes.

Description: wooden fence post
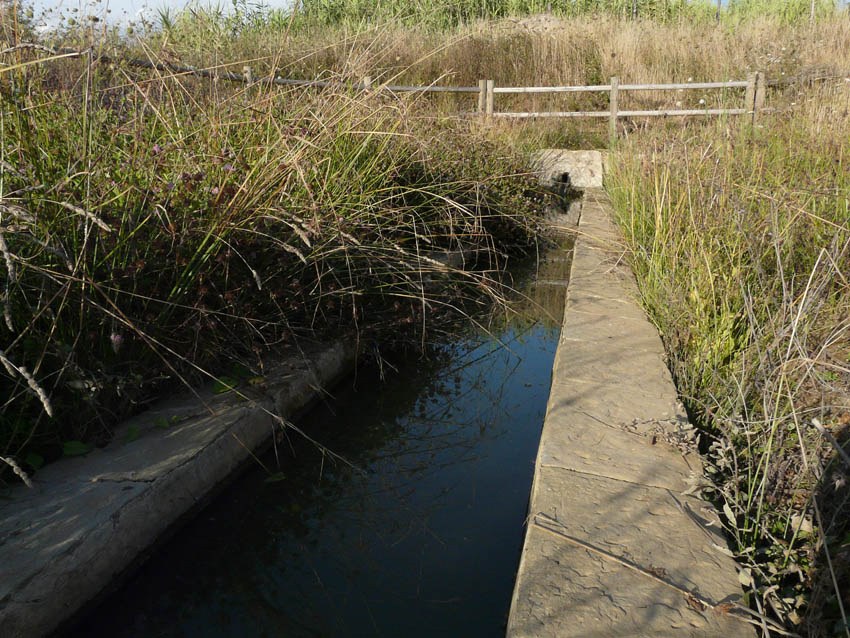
[[478, 79, 486, 113], [609, 76, 619, 147], [744, 72, 756, 122], [486, 80, 495, 116], [754, 71, 765, 124]]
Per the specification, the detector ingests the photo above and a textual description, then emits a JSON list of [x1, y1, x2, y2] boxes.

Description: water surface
[[68, 252, 569, 638]]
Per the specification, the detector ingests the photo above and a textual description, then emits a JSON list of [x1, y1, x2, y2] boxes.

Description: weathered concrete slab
[[546, 377, 691, 441], [0, 480, 146, 601], [554, 324, 670, 381], [568, 245, 642, 302], [509, 466, 747, 638], [532, 150, 604, 190], [0, 341, 357, 638], [537, 406, 695, 491], [510, 525, 743, 638], [558, 308, 663, 352], [565, 288, 649, 321], [508, 176, 751, 636], [530, 467, 736, 600]]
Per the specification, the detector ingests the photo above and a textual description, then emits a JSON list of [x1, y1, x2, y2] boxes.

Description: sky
[[25, 0, 295, 32]]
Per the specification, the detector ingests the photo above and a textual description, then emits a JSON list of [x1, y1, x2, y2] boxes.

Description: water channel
[[65, 248, 571, 638]]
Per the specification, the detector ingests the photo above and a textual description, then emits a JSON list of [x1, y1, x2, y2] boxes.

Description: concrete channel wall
[[508, 151, 754, 637], [0, 341, 356, 637]]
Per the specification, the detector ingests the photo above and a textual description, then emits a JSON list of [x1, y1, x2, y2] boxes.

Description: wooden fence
[[486, 74, 767, 144], [278, 70, 766, 145], [168, 58, 769, 146], [19, 48, 768, 147]]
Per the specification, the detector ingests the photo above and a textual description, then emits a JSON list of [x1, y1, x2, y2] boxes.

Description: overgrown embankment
[[607, 82, 850, 636], [0, 31, 549, 481]]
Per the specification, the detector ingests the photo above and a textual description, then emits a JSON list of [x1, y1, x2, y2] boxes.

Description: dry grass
[[607, 79, 850, 636], [93, 12, 846, 126], [0, 27, 550, 476]]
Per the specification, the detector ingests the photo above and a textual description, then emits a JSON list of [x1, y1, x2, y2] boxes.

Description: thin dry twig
[[0, 43, 61, 56], [58, 201, 112, 233]]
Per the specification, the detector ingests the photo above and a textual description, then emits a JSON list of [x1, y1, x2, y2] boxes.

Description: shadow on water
[[65, 250, 571, 638]]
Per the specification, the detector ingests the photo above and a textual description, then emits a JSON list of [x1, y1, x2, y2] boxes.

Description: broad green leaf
[[230, 364, 253, 379], [125, 424, 140, 444], [213, 376, 238, 394]]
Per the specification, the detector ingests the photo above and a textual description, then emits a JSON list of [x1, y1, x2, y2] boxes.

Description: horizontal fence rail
[[493, 108, 749, 118], [494, 85, 612, 93], [3, 46, 772, 147], [482, 73, 767, 145], [620, 80, 749, 90], [380, 84, 481, 92], [618, 108, 749, 116], [492, 80, 749, 93]]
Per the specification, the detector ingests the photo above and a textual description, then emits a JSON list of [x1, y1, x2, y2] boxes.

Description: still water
[[67, 252, 569, 638]]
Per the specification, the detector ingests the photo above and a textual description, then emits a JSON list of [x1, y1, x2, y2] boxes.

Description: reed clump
[[0, 30, 549, 477]]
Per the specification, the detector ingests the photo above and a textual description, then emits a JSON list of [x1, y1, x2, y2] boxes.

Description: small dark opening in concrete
[[549, 173, 581, 207]]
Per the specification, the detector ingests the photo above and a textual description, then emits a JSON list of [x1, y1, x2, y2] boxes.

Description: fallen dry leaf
[[647, 566, 667, 579], [685, 593, 707, 612]]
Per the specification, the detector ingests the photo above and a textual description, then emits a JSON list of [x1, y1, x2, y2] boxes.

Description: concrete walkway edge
[[507, 151, 752, 637], [0, 341, 357, 637]]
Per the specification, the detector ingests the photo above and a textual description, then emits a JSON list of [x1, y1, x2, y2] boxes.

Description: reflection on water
[[67, 251, 570, 638]]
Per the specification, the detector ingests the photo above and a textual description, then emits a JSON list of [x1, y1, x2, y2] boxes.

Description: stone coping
[[507, 152, 753, 637], [0, 340, 357, 637]]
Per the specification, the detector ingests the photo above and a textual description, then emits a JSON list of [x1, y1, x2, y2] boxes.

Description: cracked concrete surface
[[508, 153, 751, 637], [0, 341, 356, 637]]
